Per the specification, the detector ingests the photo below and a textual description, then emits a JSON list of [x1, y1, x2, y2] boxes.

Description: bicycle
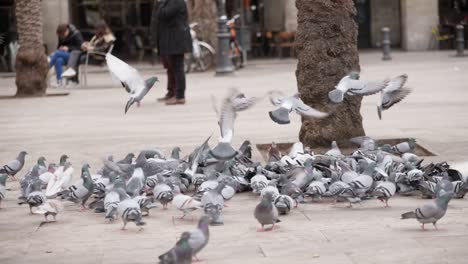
[[184, 23, 216, 73]]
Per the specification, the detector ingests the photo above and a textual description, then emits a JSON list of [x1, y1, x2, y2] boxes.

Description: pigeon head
[[59, 154, 69, 165], [18, 151, 28, 159], [262, 191, 275, 202], [48, 163, 57, 172], [145, 76, 159, 89], [349, 71, 360, 80], [81, 164, 91, 177], [198, 215, 212, 228], [408, 138, 416, 149], [125, 97, 136, 114], [171, 147, 182, 159], [37, 156, 46, 165]]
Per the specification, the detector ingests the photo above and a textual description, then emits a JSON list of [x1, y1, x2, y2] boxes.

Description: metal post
[[215, 0, 234, 76], [456, 24, 465, 57], [381, 27, 392, 61]]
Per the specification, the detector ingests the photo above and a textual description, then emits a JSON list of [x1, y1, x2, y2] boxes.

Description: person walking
[[151, 0, 192, 105]]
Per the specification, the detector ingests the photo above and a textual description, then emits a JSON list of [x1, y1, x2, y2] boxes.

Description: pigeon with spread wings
[[105, 53, 158, 114], [268, 91, 328, 125]]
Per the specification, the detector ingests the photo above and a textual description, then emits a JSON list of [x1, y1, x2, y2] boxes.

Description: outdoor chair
[[78, 44, 114, 88]]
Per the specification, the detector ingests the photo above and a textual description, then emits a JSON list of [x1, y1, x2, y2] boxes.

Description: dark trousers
[[161, 54, 185, 99]]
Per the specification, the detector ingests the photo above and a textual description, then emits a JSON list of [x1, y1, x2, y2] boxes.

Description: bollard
[[215, 0, 234, 76], [456, 24, 465, 57], [381, 27, 392, 61]]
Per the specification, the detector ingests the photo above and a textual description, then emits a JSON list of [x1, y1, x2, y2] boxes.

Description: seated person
[[61, 21, 115, 79], [49, 24, 83, 87]]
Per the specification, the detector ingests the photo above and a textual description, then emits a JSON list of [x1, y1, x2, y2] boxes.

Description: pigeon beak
[[125, 98, 135, 114]]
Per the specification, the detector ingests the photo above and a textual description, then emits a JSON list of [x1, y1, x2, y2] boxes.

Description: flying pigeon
[[0, 150, 27, 180], [105, 53, 159, 114], [377, 74, 412, 119], [254, 192, 280, 231], [401, 190, 453, 230], [268, 91, 327, 124], [328, 72, 389, 103], [210, 88, 258, 160]]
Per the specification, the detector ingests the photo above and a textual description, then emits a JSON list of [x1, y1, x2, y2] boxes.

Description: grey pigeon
[[133, 195, 157, 216], [159, 231, 192, 264], [1, 150, 27, 180], [372, 180, 396, 207], [325, 141, 342, 157], [201, 182, 226, 225], [401, 191, 453, 230], [390, 139, 416, 154], [105, 53, 158, 114], [117, 153, 135, 164], [59, 164, 95, 210], [117, 188, 146, 230], [210, 88, 258, 160], [36, 156, 48, 175], [328, 72, 389, 103], [153, 175, 174, 209], [254, 192, 280, 231], [0, 173, 7, 208], [188, 216, 210, 261], [268, 91, 327, 124], [104, 189, 121, 221], [377, 74, 412, 119], [274, 194, 295, 215]]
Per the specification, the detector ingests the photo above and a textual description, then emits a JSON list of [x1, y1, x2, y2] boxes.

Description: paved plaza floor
[[0, 51, 467, 263]]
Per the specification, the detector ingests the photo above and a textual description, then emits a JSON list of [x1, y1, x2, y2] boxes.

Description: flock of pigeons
[[1, 58, 466, 263]]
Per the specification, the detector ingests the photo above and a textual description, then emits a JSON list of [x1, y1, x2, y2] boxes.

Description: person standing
[[151, 0, 192, 105]]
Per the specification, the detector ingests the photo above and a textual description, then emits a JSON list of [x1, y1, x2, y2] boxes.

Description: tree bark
[[15, 0, 48, 97], [187, 0, 218, 52], [296, 0, 365, 147]]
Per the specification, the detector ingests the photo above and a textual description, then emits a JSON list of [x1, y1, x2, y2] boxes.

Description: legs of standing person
[[166, 54, 185, 104], [49, 50, 70, 83], [158, 56, 176, 100]]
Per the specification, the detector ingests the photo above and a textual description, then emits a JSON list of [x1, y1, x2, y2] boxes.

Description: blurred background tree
[[296, 0, 365, 146], [15, 0, 48, 97]]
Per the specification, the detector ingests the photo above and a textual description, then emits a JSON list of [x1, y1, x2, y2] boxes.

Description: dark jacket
[[57, 24, 84, 51], [150, 0, 192, 55]]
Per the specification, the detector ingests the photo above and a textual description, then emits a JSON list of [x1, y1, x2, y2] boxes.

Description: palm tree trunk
[[296, 0, 365, 147], [187, 0, 218, 52], [15, 0, 48, 97]]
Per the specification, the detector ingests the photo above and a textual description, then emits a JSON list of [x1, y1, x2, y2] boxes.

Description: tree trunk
[[296, 0, 365, 147], [187, 0, 218, 52], [15, 0, 48, 97]]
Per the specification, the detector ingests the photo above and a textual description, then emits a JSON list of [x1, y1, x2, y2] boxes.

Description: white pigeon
[[172, 192, 203, 219], [46, 162, 74, 197], [33, 199, 64, 222], [377, 74, 412, 119], [268, 91, 328, 124], [328, 72, 389, 103], [105, 53, 159, 114]]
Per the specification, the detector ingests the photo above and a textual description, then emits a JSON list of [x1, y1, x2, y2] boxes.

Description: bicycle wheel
[[198, 45, 214, 72]]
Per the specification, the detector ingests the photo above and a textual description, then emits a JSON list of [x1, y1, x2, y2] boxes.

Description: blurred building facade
[[1, 0, 467, 60]]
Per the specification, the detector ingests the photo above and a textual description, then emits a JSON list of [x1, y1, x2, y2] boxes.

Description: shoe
[[49, 80, 64, 88], [65, 81, 79, 89], [61, 68, 77, 78], [157, 95, 174, 102], [165, 97, 186, 105]]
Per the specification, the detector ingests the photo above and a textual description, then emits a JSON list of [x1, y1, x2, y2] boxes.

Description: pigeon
[[401, 191, 453, 230], [372, 180, 396, 207], [33, 199, 64, 222], [274, 194, 295, 215], [201, 182, 225, 225], [172, 191, 203, 219], [250, 167, 269, 194], [105, 53, 159, 114], [126, 167, 146, 197], [153, 176, 174, 209], [46, 161, 74, 197], [25, 183, 47, 215], [325, 141, 342, 157], [210, 88, 258, 160], [158, 231, 193, 264], [39, 163, 56, 187], [59, 164, 94, 210], [260, 179, 280, 201], [254, 192, 280, 231], [268, 91, 327, 124], [390, 139, 416, 154], [104, 189, 121, 221], [36, 156, 48, 175], [0, 173, 7, 208], [305, 180, 327, 200], [1, 150, 27, 180], [188, 216, 210, 261], [133, 195, 158, 216], [328, 72, 389, 103], [267, 142, 282, 162], [117, 153, 135, 164], [117, 189, 146, 230], [377, 74, 412, 119]]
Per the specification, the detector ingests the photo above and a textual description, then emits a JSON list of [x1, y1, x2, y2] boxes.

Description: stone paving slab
[[1, 51, 468, 263]]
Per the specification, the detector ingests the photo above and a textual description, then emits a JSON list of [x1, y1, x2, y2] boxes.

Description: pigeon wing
[[106, 53, 145, 94], [268, 90, 287, 106], [384, 74, 408, 93], [382, 87, 412, 110], [293, 99, 328, 118], [348, 79, 389, 96]]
